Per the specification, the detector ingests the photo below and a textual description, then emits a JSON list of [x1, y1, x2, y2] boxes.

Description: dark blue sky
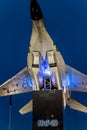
[[0, 0, 87, 130]]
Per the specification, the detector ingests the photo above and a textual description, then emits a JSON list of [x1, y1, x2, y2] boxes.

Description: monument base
[[33, 90, 63, 130]]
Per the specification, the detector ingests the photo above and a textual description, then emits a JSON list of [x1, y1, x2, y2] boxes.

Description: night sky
[[0, 0, 87, 130]]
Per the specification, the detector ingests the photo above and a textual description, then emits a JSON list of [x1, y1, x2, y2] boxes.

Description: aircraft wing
[[65, 65, 87, 92], [0, 67, 36, 96]]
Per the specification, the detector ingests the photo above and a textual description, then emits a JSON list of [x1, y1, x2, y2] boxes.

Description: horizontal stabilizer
[[67, 98, 87, 113], [19, 100, 33, 115]]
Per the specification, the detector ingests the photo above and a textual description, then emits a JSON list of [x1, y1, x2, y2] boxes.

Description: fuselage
[[27, 0, 68, 108], [27, 18, 66, 91]]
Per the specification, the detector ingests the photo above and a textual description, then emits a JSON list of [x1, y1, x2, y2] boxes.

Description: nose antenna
[[30, 0, 43, 20]]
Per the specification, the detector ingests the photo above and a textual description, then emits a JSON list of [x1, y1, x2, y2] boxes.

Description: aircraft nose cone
[[30, 0, 43, 20]]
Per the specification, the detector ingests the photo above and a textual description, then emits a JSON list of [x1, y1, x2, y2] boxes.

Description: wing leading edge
[[0, 67, 36, 96]]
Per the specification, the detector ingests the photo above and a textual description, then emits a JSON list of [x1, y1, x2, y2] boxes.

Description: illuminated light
[[51, 73, 56, 85], [62, 72, 73, 90], [65, 75, 70, 86], [62, 72, 82, 89], [38, 73, 43, 86], [51, 114, 54, 118], [21, 74, 35, 89], [38, 56, 56, 86]]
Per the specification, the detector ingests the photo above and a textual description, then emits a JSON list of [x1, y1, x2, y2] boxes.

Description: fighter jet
[[0, 0, 87, 114]]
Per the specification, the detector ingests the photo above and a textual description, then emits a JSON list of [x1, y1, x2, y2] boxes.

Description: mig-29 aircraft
[[0, 0, 87, 114]]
